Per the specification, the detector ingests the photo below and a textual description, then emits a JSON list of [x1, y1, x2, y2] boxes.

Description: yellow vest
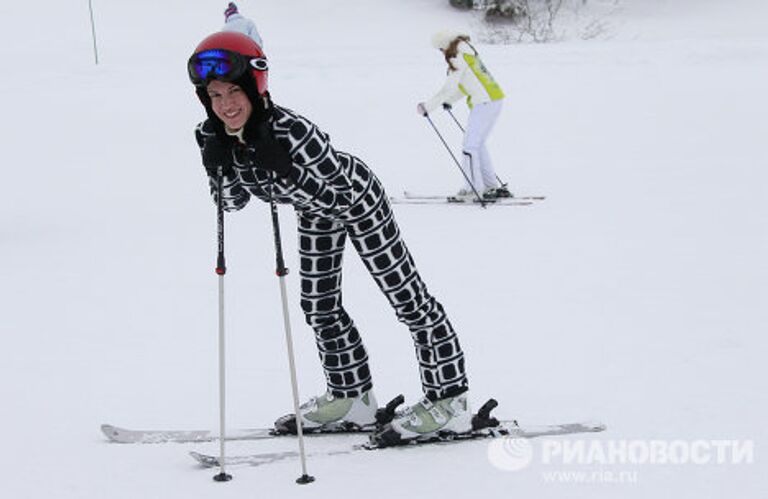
[[459, 53, 505, 109]]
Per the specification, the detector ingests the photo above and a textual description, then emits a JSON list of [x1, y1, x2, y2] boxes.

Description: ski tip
[[100, 424, 125, 442], [189, 451, 218, 468], [569, 421, 607, 433], [585, 421, 608, 432]]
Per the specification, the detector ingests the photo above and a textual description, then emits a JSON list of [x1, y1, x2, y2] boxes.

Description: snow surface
[[1, 0, 766, 497]]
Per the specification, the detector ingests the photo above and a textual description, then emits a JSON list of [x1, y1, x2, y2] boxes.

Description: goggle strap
[[249, 57, 268, 71]]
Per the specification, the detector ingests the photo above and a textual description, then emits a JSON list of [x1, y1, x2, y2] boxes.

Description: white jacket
[[424, 41, 504, 113], [222, 14, 264, 48]]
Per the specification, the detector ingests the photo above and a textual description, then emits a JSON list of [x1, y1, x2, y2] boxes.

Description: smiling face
[[206, 79, 253, 131]]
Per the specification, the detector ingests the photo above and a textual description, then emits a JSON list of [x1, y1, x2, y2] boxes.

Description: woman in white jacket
[[222, 2, 264, 49], [418, 31, 509, 200]]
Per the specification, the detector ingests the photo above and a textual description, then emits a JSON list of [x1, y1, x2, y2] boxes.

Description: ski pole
[[266, 173, 315, 485], [445, 106, 465, 133], [444, 107, 507, 189], [87, 0, 99, 64], [213, 167, 232, 483], [422, 113, 486, 208]]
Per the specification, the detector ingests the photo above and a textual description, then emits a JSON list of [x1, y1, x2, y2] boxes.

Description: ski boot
[[483, 185, 513, 200], [273, 390, 378, 435], [370, 392, 473, 447], [447, 188, 477, 203]]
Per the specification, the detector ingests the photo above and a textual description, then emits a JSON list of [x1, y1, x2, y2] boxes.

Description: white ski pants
[[461, 100, 503, 192]]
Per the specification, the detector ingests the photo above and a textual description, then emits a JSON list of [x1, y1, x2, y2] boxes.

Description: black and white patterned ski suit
[[195, 105, 468, 401]]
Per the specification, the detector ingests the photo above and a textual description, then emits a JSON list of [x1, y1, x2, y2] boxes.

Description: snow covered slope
[[0, 1, 766, 498]]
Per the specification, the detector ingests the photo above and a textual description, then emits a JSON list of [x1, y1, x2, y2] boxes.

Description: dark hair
[[443, 35, 472, 71]]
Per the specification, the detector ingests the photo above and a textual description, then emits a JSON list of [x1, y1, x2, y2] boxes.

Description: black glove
[[247, 122, 293, 178], [201, 135, 234, 176], [442, 102, 452, 111]]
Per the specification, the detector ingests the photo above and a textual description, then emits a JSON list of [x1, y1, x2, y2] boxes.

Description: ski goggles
[[187, 49, 268, 86]]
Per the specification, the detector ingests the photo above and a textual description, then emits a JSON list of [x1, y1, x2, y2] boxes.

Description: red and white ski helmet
[[188, 31, 268, 96]]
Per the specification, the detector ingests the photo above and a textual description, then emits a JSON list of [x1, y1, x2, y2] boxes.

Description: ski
[[101, 424, 267, 444], [100, 423, 373, 444], [403, 191, 546, 202], [101, 417, 517, 445], [189, 420, 606, 468], [389, 196, 534, 206]]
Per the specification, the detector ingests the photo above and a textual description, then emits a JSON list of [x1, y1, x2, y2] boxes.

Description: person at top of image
[[187, 31, 474, 446], [221, 2, 264, 48], [418, 30, 511, 201]]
